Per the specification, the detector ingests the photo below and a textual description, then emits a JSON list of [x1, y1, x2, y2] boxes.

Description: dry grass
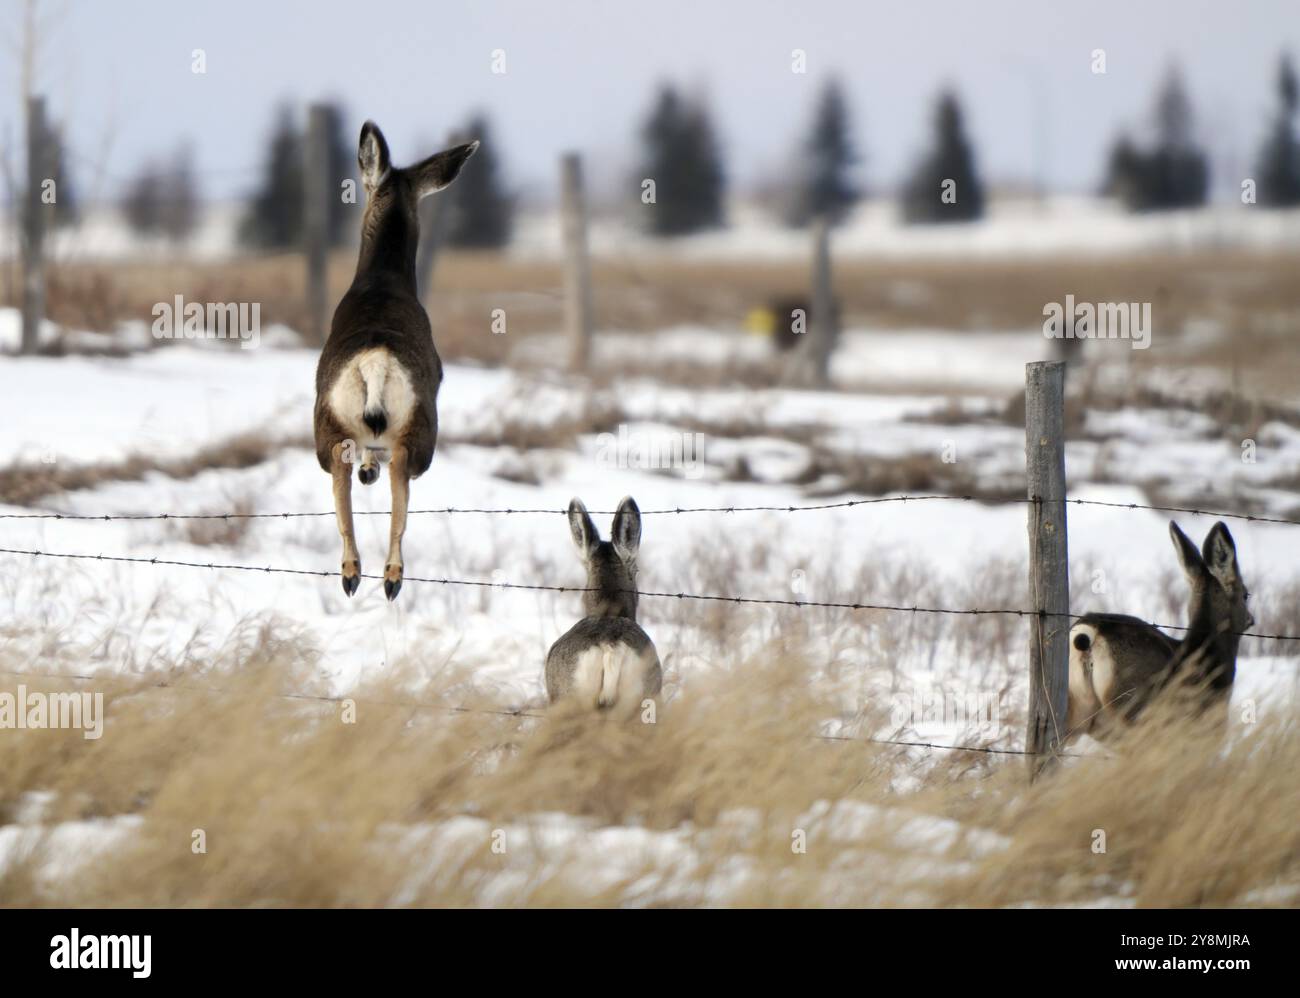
[[0, 431, 308, 508], [11, 249, 1300, 396], [1, 625, 1296, 908]]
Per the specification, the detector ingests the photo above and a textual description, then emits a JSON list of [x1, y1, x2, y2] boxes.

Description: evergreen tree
[[318, 103, 355, 246], [46, 124, 77, 228], [123, 164, 162, 236], [1103, 67, 1209, 211], [1257, 53, 1300, 206], [1102, 134, 1144, 209], [444, 114, 513, 248], [239, 106, 302, 249], [158, 145, 199, 244], [638, 85, 726, 236], [124, 145, 200, 244], [240, 103, 352, 249], [902, 90, 984, 224], [787, 78, 860, 227]]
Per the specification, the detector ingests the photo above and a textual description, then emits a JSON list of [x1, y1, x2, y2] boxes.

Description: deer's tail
[[357, 351, 390, 437]]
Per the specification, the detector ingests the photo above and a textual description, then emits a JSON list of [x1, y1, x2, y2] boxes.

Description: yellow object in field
[[746, 306, 776, 337]]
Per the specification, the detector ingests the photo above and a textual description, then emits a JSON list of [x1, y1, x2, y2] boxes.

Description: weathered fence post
[[1024, 360, 1070, 781], [807, 214, 837, 387], [20, 95, 48, 355], [303, 103, 330, 346], [560, 152, 593, 372]]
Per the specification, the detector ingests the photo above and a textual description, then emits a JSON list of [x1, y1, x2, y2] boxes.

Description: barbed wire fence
[[2, 453, 1297, 768], [1, 490, 1296, 645], [1, 494, 1297, 526], [0, 528, 1294, 643]]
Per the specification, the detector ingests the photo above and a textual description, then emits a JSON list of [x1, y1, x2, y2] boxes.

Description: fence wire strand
[[1, 493, 1297, 525], [0, 544, 1296, 642]]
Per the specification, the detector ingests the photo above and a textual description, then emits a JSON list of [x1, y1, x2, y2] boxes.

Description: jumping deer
[[313, 122, 477, 599], [546, 497, 663, 716], [1067, 520, 1252, 740]]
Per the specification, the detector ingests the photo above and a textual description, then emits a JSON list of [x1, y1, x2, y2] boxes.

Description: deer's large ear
[[1202, 521, 1239, 584], [358, 121, 391, 191], [611, 496, 642, 564], [411, 140, 479, 198], [568, 498, 599, 561], [1169, 521, 1207, 583]]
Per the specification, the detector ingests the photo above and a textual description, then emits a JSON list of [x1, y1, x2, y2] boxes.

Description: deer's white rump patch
[[326, 346, 416, 450], [1068, 621, 1118, 728], [568, 642, 655, 716]]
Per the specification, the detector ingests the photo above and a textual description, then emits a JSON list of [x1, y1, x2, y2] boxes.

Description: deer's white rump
[[325, 347, 417, 451]]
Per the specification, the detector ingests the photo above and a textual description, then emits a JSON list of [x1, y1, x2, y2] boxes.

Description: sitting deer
[[313, 122, 477, 599], [546, 497, 662, 716], [1067, 521, 1253, 740]]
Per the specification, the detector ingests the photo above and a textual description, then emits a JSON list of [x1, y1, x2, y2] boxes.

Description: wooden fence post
[[21, 95, 48, 355], [1024, 360, 1070, 780], [560, 152, 593, 372], [303, 103, 330, 346], [807, 214, 837, 387]]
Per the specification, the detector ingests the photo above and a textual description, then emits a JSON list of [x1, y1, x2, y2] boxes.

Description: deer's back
[[318, 280, 441, 394], [314, 278, 443, 473], [1069, 613, 1180, 734]]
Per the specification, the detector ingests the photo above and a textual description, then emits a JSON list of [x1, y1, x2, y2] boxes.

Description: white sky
[[3, 0, 1297, 202]]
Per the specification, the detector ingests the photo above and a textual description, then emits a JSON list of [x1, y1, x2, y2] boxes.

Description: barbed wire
[[816, 731, 1089, 759], [1, 493, 1296, 526], [0, 544, 1296, 642]]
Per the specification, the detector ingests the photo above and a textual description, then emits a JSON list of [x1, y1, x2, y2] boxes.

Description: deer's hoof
[[358, 464, 379, 485], [342, 562, 361, 597], [384, 564, 403, 601]]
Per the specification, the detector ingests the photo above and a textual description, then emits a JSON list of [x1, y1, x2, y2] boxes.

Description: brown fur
[[312, 121, 477, 598], [1067, 521, 1253, 741]]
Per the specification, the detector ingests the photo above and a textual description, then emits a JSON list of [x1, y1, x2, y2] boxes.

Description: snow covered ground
[[2, 311, 1296, 703], [2, 311, 1298, 904]]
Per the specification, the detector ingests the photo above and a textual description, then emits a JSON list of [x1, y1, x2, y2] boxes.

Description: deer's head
[[355, 121, 478, 275]]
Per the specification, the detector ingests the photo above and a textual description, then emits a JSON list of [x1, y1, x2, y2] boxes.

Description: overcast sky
[[4, 0, 1298, 203]]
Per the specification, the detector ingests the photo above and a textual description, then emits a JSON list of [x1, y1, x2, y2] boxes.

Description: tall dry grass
[[1, 631, 1296, 908]]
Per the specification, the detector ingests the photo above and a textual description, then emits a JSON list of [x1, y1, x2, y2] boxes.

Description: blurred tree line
[[1104, 57, 1300, 210], [111, 52, 1300, 250], [120, 103, 516, 251], [1256, 54, 1300, 206]]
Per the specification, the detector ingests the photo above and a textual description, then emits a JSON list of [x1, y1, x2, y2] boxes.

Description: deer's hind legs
[[331, 440, 362, 597], [384, 443, 410, 601]]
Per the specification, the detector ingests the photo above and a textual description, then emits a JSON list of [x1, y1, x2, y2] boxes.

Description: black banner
[[0, 907, 1289, 985]]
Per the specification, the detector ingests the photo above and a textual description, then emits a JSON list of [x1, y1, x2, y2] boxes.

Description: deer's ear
[[568, 498, 599, 561], [1169, 521, 1207, 582], [1202, 522, 1239, 583], [358, 121, 391, 191], [411, 140, 479, 198], [611, 496, 642, 564]]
